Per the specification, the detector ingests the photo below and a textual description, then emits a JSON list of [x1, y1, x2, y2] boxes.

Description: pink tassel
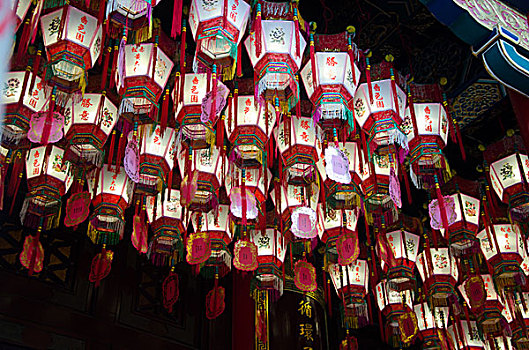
[[42, 89, 56, 145], [294, 7, 300, 58], [236, 42, 242, 77], [101, 47, 111, 90], [151, 37, 159, 80], [171, 0, 183, 38], [241, 169, 247, 226], [210, 65, 218, 123]]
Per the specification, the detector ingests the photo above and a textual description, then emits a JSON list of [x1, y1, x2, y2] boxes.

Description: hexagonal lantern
[[361, 150, 399, 208], [225, 164, 271, 227], [225, 95, 276, 168], [477, 223, 527, 290], [117, 41, 174, 123], [353, 61, 407, 154], [174, 73, 215, 148], [40, 5, 102, 92], [329, 260, 370, 328], [485, 135, 529, 223], [413, 302, 449, 350], [0, 71, 48, 147], [106, 0, 160, 29], [318, 206, 359, 246], [273, 114, 323, 185], [63, 93, 118, 167], [416, 247, 459, 307], [191, 204, 233, 277], [301, 32, 360, 131], [447, 320, 485, 349], [503, 292, 529, 350], [251, 228, 287, 294], [378, 225, 421, 293], [244, 1, 306, 110], [136, 124, 177, 195], [188, 0, 251, 77], [459, 274, 510, 340], [176, 143, 225, 212], [145, 190, 186, 266], [401, 83, 450, 189], [323, 141, 368, 210], [22, 145, 74, 230], [87, 166, 135, 246]]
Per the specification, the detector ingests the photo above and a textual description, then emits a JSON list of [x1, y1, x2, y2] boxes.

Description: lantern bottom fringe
[[387, 128, 409, 154], [20, 197, 61, 231], [67, 146, 104, 168], [0, 129, 26, 146], [254, 274, 284, 297]]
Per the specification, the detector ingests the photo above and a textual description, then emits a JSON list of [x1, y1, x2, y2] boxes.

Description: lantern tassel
[[217, 114, 225, 149], [179, 20, 187, 103], [16, 19, 31, 62], [29, 50, 42, 93], [171, 0, 183, 38], [41, 89, 57, 145], [294, 7, 300, 58], [116, 131, 126, 170], [310, 34, 317, 90], [108, 130, 116, 171], [236, 42, 243, 77], [28, 229, 41, 276], [241, 170, 247, 226], [160, 90, 169, 133], [110, 43, 119, 90], [210, 64, 218, 123], [254, 4, 262, 57], [101, 47, 111, 90], [434, 175, 449, 230], [347, 36, 356, 85], [30, 0, 44, 45], [454, 119, 466, 161], [401, 163, 412, 204], [17, 66, 31, 111], [366, 57, 373, 104]]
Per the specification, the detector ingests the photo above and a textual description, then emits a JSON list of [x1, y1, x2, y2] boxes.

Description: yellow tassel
[[79, 73, 87, 97]]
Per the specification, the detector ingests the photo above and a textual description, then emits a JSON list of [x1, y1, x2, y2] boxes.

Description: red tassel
[[407, 88, 420, 138], [110, 44, 119, 90], [116, 132, 126, 169], [234, 86, 239, 129], [98, 20, 107, 66], [210, 65, 218, 123], [28, 229, 41, 276], [29, 50, 42, 93], [309, 34, 317, 89], [17, 66, 31, 111], [254, 4, 262, 57], [454, 119, 466, 161], [160, 90, 169, 133], [108, 130, 116, 171], [151, 39, 158, 79], [366, 57, 373, 104], [30, 0, 44, 45], [241, 170, 247, 226], [401, 163, 412, 204], [217, 114, 225, 149], [347, 37, 356, 85], [16, 19, 31, 62], [179, 21, 187, 103], [294, 7, 300, 58], [171, 0, 183, 38], [101, 47, 111, 90], [236, 42, 243, 78]]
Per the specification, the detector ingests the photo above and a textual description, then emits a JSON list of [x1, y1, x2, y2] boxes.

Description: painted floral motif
[[48, 16, 61, 36], [256, 234, 270, 250], [441, 115, 448, 136], [201, 0, 219, 11], [63, 107, 72, 126], [200, 149, 212, 166], [499, 162, 514, 180], [345, 69, 355, 87], [401, 116, 413, 136], [155, 58, 167, 80], [167, 196, 180, 212], [374, 153, 389, 168], [93, 36, 101, 58], [464, 201, 476, 217], [101, 107, 114, 128], [433, 253, 448, 269], [52, 154, 64, 173], [353, 98, 366, 117], [269, 27, 286, 45], [405, 238, 416, 255], [3, 78, 20, 98]]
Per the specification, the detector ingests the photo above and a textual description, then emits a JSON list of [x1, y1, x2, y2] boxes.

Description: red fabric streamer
[[171, 0, 183, 38], [401, 163, 412, 204], [310, 35, 317, 89], [254, 4, 262, 57], [107, 130, 116, 171], [434, 177, 449, 231], [41, 94, 56, 145], [110, 45, 119, 90], [16, 20, 30, 62], [454, 120, 466, 161], [160, 90, 169, 133], [101, 47, 111, 90], [366, 58, 373, 104], [236, 42, 243, 77], [294, 8, 300, 58], [179, 22, 186, 103], [29, 50, 41, 93]]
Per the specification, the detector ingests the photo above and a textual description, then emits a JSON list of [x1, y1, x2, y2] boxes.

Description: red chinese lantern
[[416, 247, 459, 307], [300, 31, 360, 131], [0, 71, 48, 147], [353, 60, 407, 154], [251, 228, 287, 294], [188, 0, 251, 78], [22, 145, 74, 230], [87, 166, 135, 245], [13, 0, 32, 31], [136, 124, 177, 194], [117, 41, 174, 123], [145, 190, 186, 266], [63, 92, 118, 167], [447, 320, 485, 349], [40, 5, 103, 92], [106, 0, 160, 29], [244, 1, 306, 110], [413, 302, 449, 350]]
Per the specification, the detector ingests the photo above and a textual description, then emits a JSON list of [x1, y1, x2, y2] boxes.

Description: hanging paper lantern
[[300, 32, 360, 130], [375, 279, 417, 347], [87, 166, 135, 245], [416, 247, 459, 307], [251, 228, 287, 294], [274, 114, 323, 184], [188, 0, 251, 78], [106, 0, 160, 28], [401, 83, 450, 189], [176, 143, 225, 212], [174, 73, 216, 146], [117, 41, 174, 122], [191, 204, 233, 277], [40, 5, 103, 91], [353, 60, 407, 154], [12, 0, 32, 31], [477, 223, 527, 290], [244, 1, 306, 110], [361, 150, 400, 210], [447, 320, 485, 349], [145, 190, 186, 266], [225, 95, 276, 168], [432, 178, 481, 257], [0, 71, 48, 146], [63, 92, 118, 167], [459, 274, 510, 339], [378, 226, 421, 292], [134, 124, 177, 194], [329, 260, 370, 328], [505, 292, 529, 350], [413, 302, 449, 350], [21, 145, 74, 230], [318, 206, 359, 246]]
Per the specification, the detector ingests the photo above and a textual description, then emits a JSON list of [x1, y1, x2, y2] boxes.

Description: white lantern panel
[[353, 80, 406, 128], [262, 20, 292, 54], [448, 321, 484, 349], [13, 0, 31, 22], [89, 25, 103, 66], [140, 125, 177, 169], [182, 73, 208, 106], [233, 96, 276, 138], [87, 167, 134, 205], [40, 9, 62, 47], [448, 193, 480, 227], [300, 62, 314, 98], [252, 228, 287, 263], [124, 44, 153, 79], [490, 154, 524, 198], [315, 52, 348, 86], [145, 190, 183, 223], [225, 166, 270, 199], [1, 72, 48, 112], [26, 147, 46, 179], [153, 48, 174, 89], [477, 224, 523, 260], [188, 0, 199, 39], [272, 182, 319, 214], [193, 0, 223, 24], [65, 94, 118, 136], [375, 280, 414, 311], [65, 7, 98, 49], [386, 230, 420, 262], [227, 0, 251, 37], [413, 303, 449, 330], [329, 260, 369, 292], [416, 248, 458, 282]]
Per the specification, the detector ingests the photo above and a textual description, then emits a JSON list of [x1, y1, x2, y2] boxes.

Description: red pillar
[[232, 271, 255, 350], [509, 89, 529, 151]]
